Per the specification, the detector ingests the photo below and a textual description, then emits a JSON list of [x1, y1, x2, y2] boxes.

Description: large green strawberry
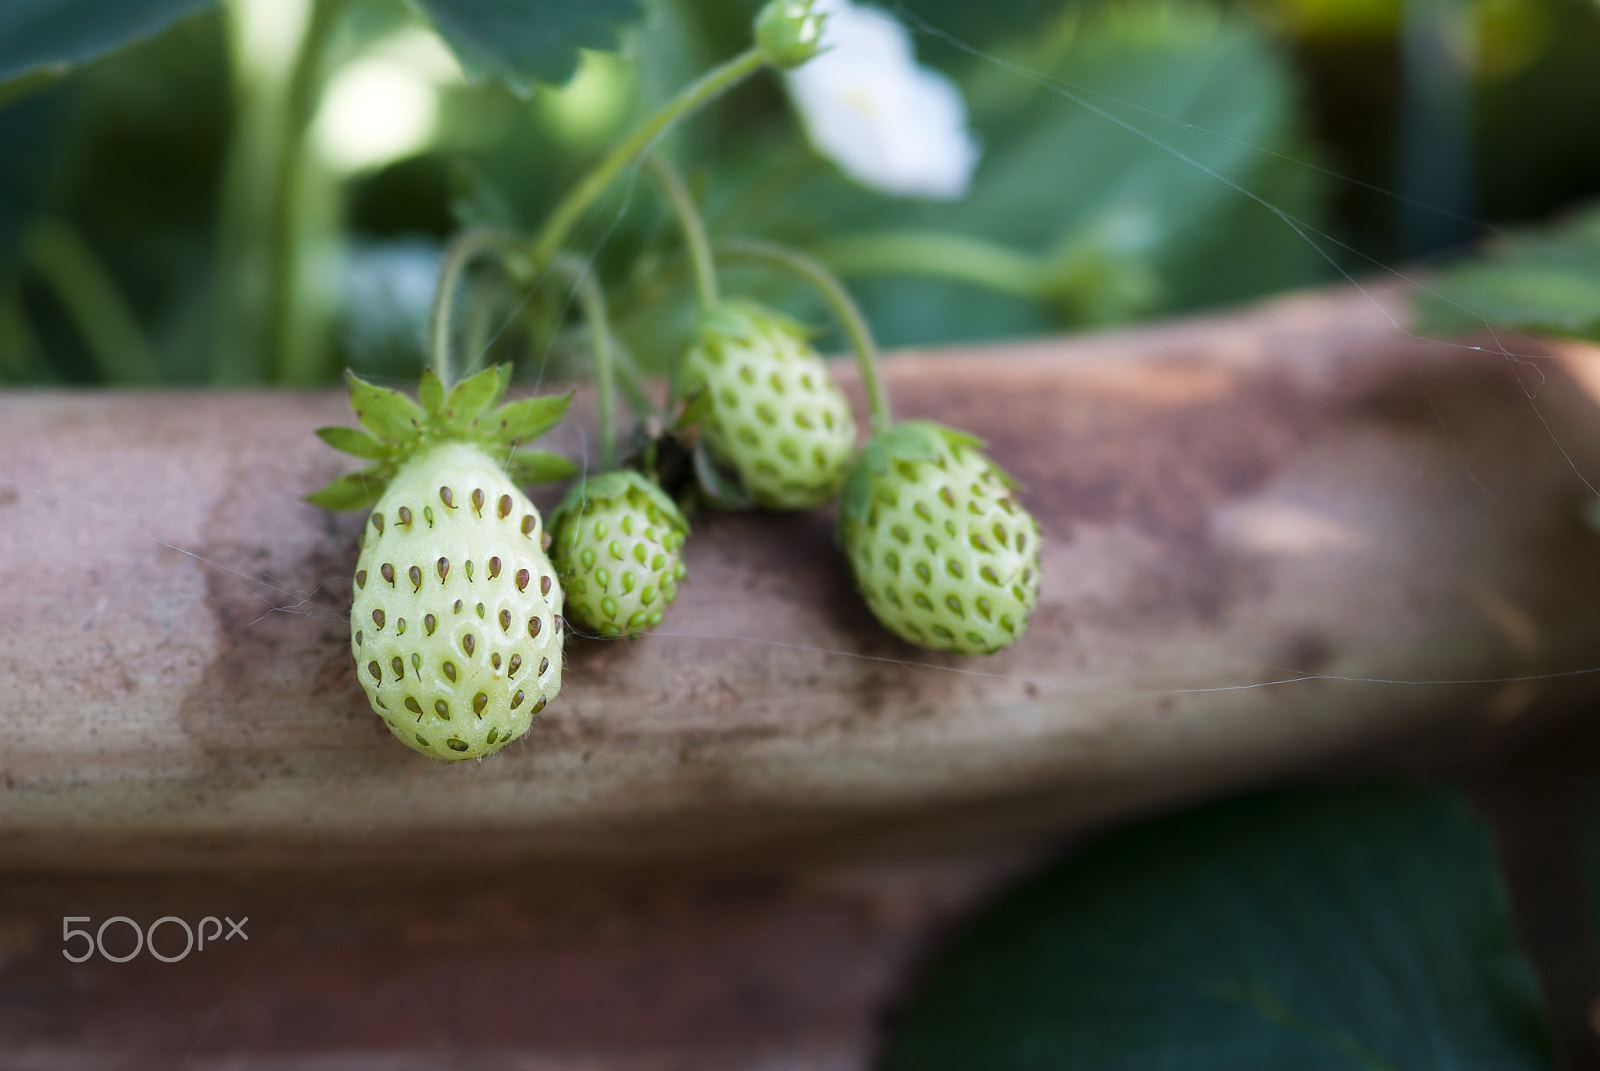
[[309, 365, 578, 761], [839, 421, 1041, 655], [549, 470, 689, 638], [677, 299, 856, 510]]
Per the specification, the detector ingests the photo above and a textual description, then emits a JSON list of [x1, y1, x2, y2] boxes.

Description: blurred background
[[1, 0, 1599, 389]]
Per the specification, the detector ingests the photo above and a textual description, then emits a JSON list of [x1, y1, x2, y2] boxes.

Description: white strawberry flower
[[784, 0, 981, 201]]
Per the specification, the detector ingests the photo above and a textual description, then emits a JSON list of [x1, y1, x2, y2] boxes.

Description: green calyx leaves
[[307, 365, 578, 510], [754, 0, 826, 70], [839, 421, 996, 525], [552, 469, 689, 533]]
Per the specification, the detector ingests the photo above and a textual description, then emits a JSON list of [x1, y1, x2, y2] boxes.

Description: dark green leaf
[[412, 0, 642, 95], [315, 426, 389, 460], [345, 371, 426, 444], [483, 390, 573, 444], [505, 449, 578, 486], [304, 468, 390, 512], [0, 0, 213, 88], [884, 782, 1550, 1071], [445, 362, 512, 427]]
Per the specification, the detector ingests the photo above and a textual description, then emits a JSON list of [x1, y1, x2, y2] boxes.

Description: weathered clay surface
[[4, 284, 1600, 869]]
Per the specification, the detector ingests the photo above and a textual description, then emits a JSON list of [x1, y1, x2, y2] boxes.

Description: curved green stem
[[550, 255, 620, 470], [526, 47, 765, 269], [715, 238, 891, 432], [429, 228, 516, 392], [645, 154, 719, 309], [810, 231, 1054, 298]]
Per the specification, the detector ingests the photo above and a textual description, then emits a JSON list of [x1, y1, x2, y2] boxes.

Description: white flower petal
[[784, 0, 981, 201]]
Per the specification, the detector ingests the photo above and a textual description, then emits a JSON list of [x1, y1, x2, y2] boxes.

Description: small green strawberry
[[839, 421, 1041, 655], [309, 365, 578, 761], [677, 299, 856, 510], [549, 470, 689, 638]]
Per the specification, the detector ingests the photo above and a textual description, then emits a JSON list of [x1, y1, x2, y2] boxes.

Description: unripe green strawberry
[[839, 421, 1041, 655], [309, 364, 578, 761], [549, 471, 689, 638], [677, 300, 856, 509]]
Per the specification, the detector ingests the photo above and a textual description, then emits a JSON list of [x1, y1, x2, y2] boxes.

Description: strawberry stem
[[525, 47, 766, 272], [428, 228, 516, 392], [714, 238, 892, 433], [646, 155, 719, 309], [550, 255, 620, 471]]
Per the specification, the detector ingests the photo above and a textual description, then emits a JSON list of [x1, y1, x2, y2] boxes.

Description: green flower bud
[[755, 0, 826, 70]]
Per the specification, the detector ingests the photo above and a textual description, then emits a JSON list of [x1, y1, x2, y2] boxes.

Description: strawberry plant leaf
[[315, 426, 389, 460], [418, 368, 446, 415], [411, 0, 643, 96], [484, 391, 574, 445], [445, 362, 512, 428], [693, 440, 753, 509], [0, 0, 213, 91], [305, 468, 390, 511], [883, 782, 1550, 1071], [346, 371, 426, 444], [505, 449, 579, 486]]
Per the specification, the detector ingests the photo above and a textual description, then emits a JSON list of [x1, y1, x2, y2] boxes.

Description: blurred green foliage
[[884, 782, 1551, 1070], [0, 0, 1598, 385]]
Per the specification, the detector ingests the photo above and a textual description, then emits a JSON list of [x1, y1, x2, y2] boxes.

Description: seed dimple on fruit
[[396, 618, 407, 635], [914, 562, 932, 585], [464, 560, 474, 581], [435, 698, 450, 719], [540, 575, 552, 596], [510, 690, 525, 710], [355, 570, 367, 590], [447, 738, 469, 752], [491, 651, 501, 670], [508, 653, 522, 678], [367, 660, 381, 681], [398, 506, 412, 526], [453, 599, 463, 614], [462, 633, 475, 656], [405, 696, 422, 715], [475, 602, 485, 619], [443, 660, 457, 682], [437, 557, 450, 582], [423, 506, 435, 528], [488, 557, 502, 579], [371, 513, 384, 534], [354, 629, 364, 647], [439, 486, 454, 509], [515, 569, 530, 591], [372, 608, 385, 629], [499, 609, 512, 632], [521, 515, 536, 537], [539, 657, 550, 677], [424, 614, 436, 635], [472, 692, 488, 716], [390, 655, 404, 680], [981, 565, 1001, 587], [498, 494, 513, 519], [381, 563, 395, 586], [532, 697, 547, 715], [471, 488, 485, 515], [555, 614, 564, 632], [529, 617, 542, 638], [947, 560, 965, 579]]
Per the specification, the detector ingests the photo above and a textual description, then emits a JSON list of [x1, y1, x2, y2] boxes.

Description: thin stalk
[[23, 219, 160, 384], [811, 231, 1051, 298], [715, 238, 892, 432], [428, 228, 516, 392], [550, 255, 621, 470], [645, 154, 718, 308], [526, 47, 765, 269]]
